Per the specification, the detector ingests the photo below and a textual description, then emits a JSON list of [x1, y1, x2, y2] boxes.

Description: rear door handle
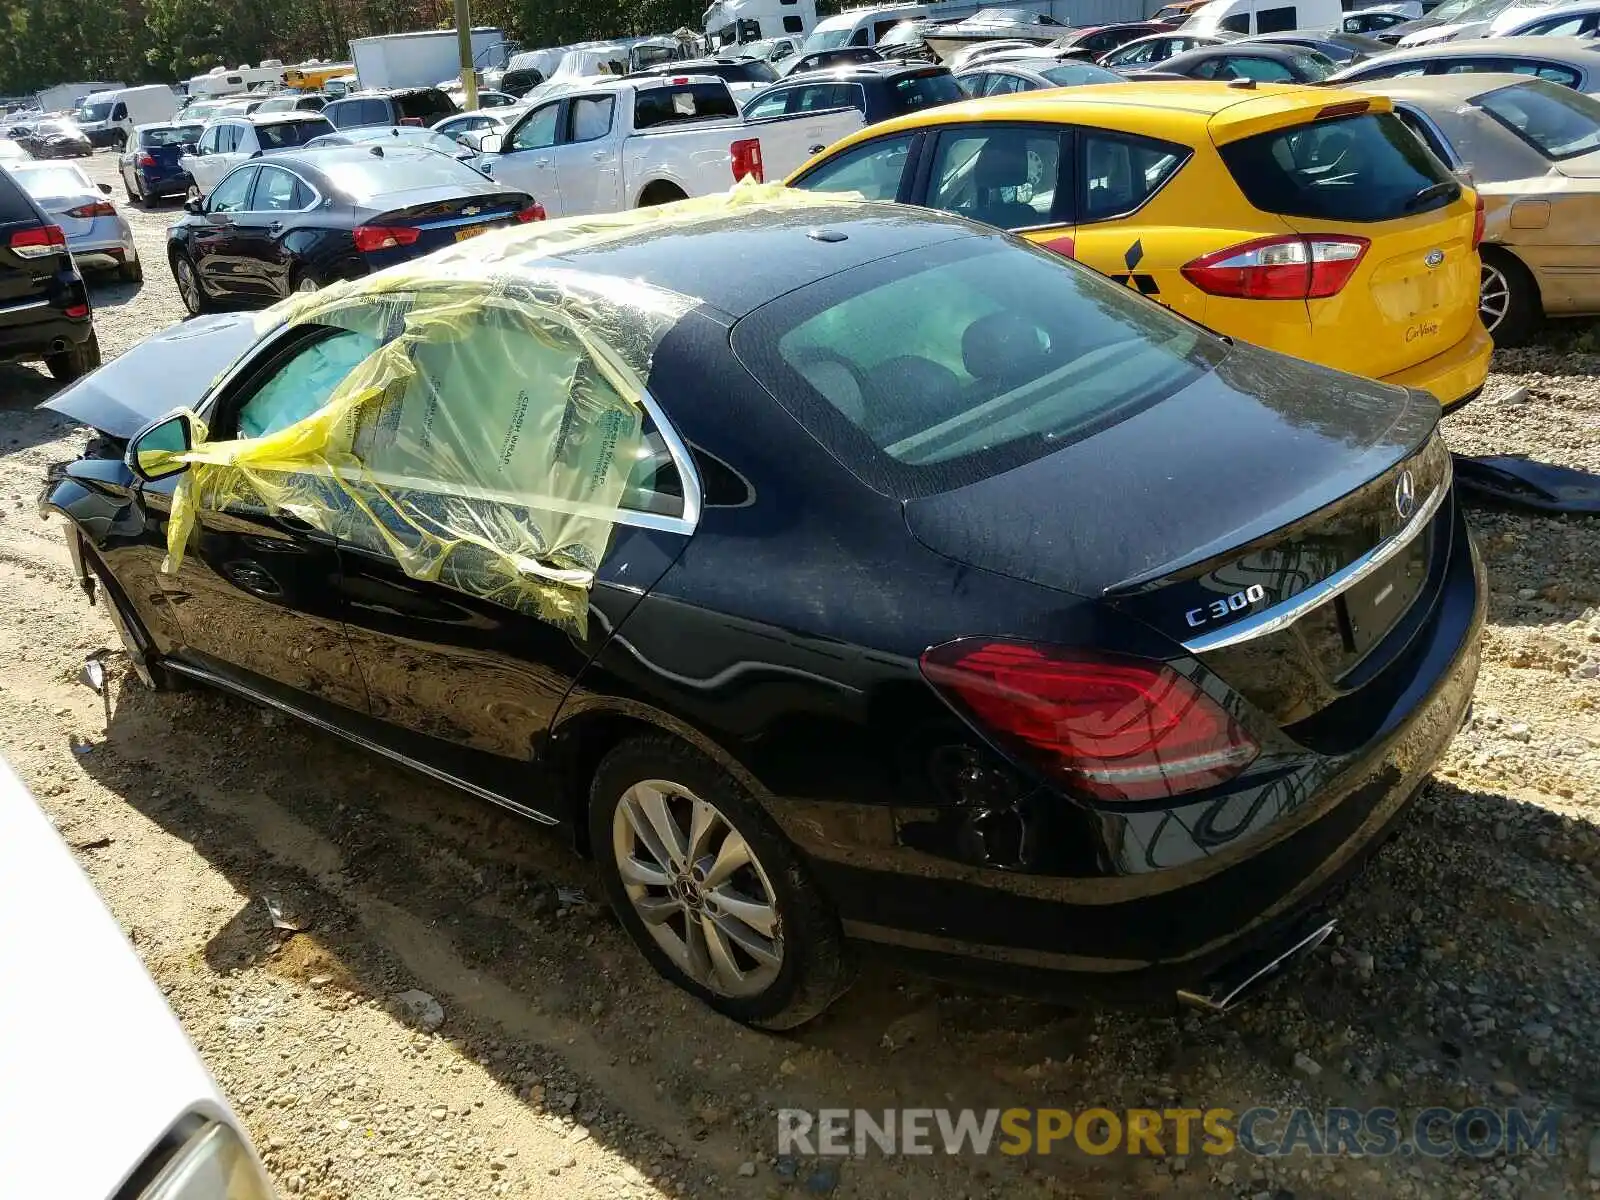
[[591, 150, 607, 161]]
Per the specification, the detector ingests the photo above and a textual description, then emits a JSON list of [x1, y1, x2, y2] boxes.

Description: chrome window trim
[[628, 385, 702, 535], [240, 163, 323, 215], [1181, 460, 1452, 654]]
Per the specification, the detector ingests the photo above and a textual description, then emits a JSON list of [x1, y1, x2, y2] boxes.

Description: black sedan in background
[[165, 144, 540, 315], [50, 201, 1482, 1028], [1242, 31, 1392, 67], [1132, 42, 1337, 82]]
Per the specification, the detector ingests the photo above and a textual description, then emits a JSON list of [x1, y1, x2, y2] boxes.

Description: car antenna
[[369, 144, 384, 156]]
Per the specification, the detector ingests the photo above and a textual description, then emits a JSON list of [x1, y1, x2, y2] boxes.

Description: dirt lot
[[2, 149, 1599, 1200]]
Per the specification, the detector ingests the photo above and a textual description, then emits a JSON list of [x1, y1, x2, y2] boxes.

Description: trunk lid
[[1214, 106, 1481, 381], [361, 188, 535, 263], [34, 193, 103, 242], [903, 344, 1446, 727], [1294, 204, 1478, 382]]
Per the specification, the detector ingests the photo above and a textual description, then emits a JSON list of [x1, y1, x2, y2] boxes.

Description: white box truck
[[350, 28, 507, 91], [73, 84, 180, 149], [35, 82, 121, 114]]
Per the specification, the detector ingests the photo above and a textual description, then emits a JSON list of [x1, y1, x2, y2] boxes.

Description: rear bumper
[[0, 311, 92, 363], [1380, 321, 1493, 410], [139, 168, 192, 197], [68, 221, 137, 268], [813, 505, 1486, 1006]]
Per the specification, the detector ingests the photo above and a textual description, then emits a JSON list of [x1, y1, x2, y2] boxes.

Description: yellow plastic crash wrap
[[160, 180, 857, 635]]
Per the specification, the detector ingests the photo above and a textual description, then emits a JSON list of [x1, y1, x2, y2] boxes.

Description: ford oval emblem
[[1395, 469, 1418, 520], [1424, 249, 1445, 269]]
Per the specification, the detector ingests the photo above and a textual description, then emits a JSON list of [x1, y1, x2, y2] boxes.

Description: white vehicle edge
[[0, 752, 274, 1198]]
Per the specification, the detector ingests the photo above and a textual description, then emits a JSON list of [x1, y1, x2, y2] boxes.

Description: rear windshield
[[9, 164, 89, 196], [396, 90, 455, 121], [319, 153, 487, 202], [142, 125, 203, 146], [1040, 62, 1123, 86], [257, 118, 335, 150], [328, 97, 390, 128], [1476, 79, 1600, 160], [732, 237, 1223, 496], [889, 70, 965, 115], [634, 83, 738, 128], [1219, 111, 1458, 222], [699, 61, 778, 83]]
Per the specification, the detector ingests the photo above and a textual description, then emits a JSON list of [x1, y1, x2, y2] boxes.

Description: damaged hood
[[41, 312, 260, 437]]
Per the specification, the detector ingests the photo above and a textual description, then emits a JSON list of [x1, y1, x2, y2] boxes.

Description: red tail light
[[1471, 189, 1485, 251], [66, 201, 116, 218], [137, 153, 157, 167], [920, 640, 1258, 803], [513, 203, 546, 223], [9, 224, 66, 259], [352, 225, 422, 253], [63, 302, 89, 318], [730, 137, 764, 184], [399, 116, 424, 127], [1181, 234, 1369, 301]]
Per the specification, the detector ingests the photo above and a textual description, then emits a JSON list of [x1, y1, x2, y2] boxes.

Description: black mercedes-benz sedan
[[44, 200, 1483, 1029], [165, 144, 541, 316]]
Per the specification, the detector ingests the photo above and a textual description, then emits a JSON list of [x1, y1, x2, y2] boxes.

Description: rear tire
[[291, 269, 320, 294], [637, 181, 687, 208], [172, 251, 210, 316], [119, 255, 143, 285], [1480, 246, 1540, 348], [588, 734, 853, 1030], [46, 328, 101, 382]]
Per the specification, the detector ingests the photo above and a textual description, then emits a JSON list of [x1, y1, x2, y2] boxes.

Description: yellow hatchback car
[[787, 82, 1492, 409]]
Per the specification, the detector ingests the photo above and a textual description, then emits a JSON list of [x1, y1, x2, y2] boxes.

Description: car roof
[[1357, 34, 1600, 60], [835, 79, 1389, 144], [495, 203, 989, 320], [231, 111, 331, 125], [783, 61, 943, 79], [1163, 42, 1313, 62], [1342, 69, 1563, 102]]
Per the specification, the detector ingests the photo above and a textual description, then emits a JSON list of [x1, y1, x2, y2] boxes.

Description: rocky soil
[[0, 150, 1597, 1199]]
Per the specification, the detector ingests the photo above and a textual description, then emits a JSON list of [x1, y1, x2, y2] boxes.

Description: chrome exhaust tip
[[1176, 919, 1337, 1014]]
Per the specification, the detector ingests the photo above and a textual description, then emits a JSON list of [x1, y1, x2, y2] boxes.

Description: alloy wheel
[[611, 779, 783, 998], [296, 276, 319, 293], [1480, 261, 1510, 333], [175, 258, 201, 314]]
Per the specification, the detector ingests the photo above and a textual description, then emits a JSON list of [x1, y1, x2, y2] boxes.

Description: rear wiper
[[1404, 180, 1457, 211]]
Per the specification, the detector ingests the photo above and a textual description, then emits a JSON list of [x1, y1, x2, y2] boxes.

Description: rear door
[[1214, 107, 1480, 381], [192, 166, 258, 298], [1062, 127, 1210, 320], [229, 165, 309, 297], [549, 93, 622, 215]]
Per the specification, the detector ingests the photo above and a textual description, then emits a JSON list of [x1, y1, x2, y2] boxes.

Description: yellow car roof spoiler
[[1207, 88, 1395, 146]]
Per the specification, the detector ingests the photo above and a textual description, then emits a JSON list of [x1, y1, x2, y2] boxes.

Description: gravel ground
[[2, 150, 1599, 1200]]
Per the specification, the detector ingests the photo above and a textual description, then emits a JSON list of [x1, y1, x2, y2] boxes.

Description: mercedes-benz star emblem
[[1424, 249, 1445, 269], [1395, 469, 1418, 520]]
